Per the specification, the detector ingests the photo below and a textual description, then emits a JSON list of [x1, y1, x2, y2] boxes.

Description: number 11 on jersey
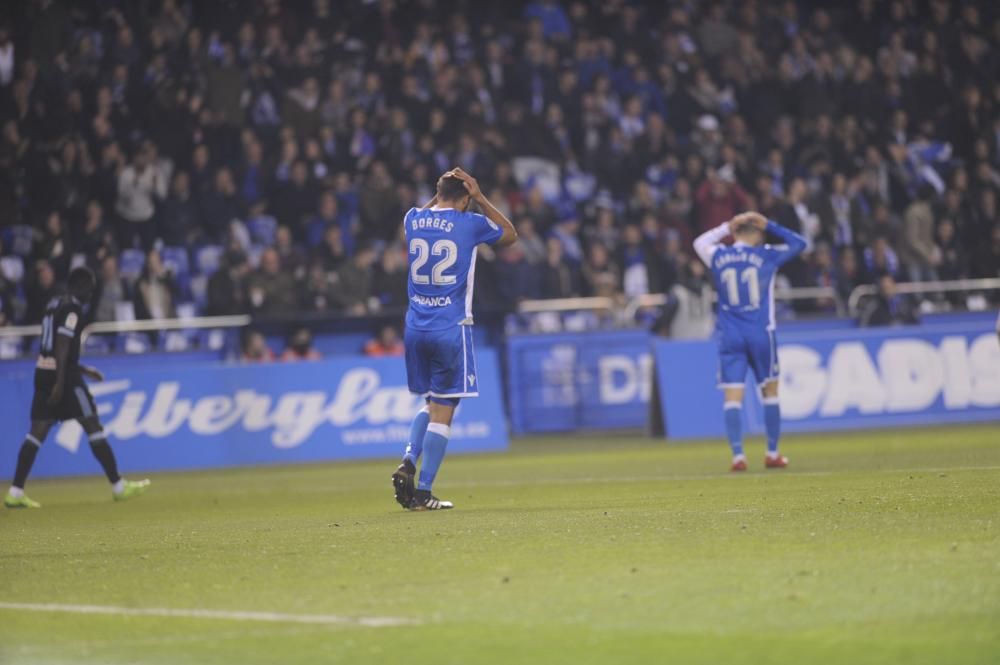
[[720, 266, 761, 308]]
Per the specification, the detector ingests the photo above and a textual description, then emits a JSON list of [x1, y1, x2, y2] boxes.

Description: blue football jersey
[[694, 220, 807, 332], [404, 206, 503, 331]]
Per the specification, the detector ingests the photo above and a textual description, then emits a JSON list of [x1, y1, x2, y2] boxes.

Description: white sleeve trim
[[693, 222, 731, 265]]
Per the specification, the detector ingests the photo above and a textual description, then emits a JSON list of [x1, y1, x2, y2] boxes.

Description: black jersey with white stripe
[[38, 295, 84, 371]]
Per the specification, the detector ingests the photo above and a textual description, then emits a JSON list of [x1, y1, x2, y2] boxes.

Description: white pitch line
[[443, 464, 1000, 489], [0, 602, 416, 628]]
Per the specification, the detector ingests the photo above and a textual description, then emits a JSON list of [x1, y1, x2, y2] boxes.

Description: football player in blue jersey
[[392, 168, 517, 510], [694, 211, 807, 472]]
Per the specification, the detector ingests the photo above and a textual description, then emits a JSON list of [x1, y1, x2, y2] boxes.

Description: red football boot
[[764, 454, 789, 469], [730, 458, 748, 472]]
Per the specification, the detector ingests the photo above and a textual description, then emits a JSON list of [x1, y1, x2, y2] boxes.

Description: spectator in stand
[[201, 167, 244, 242], [551, 216, 584, 266], [93, 255, 127, 323], [494, 243, 536, 311], [334, 242, 377, 315], [903, 186, 938, 282], [359, 161, 401, 242], [206, 249, 251, 316], [933, 218, 966, 281], [133, 249, 177, 322], [47, 136, 93, 219], [973, 223, 1000, 281], [36, 211, 72, 279], [160, 171, 202, 248], [302, 260, 338, 314], [657, 256, 715, 340], [581, 243, 620, 298], [539, 237, 576, 299], [859, 273, 920, 327], [241, 330, 275, 363], [247, 247, 298, 316], [864, 236, 901, 281], [270, 160, 316, 238], [814, 172, 858, 249], [372, 244, 408, 309], [516, 217, 546, 265], [115, 144, 165, 250], [835, 249, 863, 306], [280, 327, 322, 362], [78, 200, 119, 268], [24, 260, 59, 324], [238, 138, 269, 210], [808, 242, 840, 315], [656, 229, 687, 294], [585, 207, 620, 254], [273, 224, 307, 282], [694, 166, 750, 235], [311, 224, 347, 273], [308, 190, 353, 251], [205, 43, 245, 128], [619, 224, 655, 297], [970, 191, 1000, 278], [363, 325, 405, 357]]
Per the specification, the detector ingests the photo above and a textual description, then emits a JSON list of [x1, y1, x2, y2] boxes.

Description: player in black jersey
[[4, 267, 150, 508]]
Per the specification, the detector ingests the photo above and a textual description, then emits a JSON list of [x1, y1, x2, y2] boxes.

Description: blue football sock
[[417, 423, 450, 491], [724, 402, 743, 458], [403, 407, 430, 465], [763, 397, 781, 455]]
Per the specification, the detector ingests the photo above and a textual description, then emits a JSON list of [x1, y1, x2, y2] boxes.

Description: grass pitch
[[1, 425, 998, 665]]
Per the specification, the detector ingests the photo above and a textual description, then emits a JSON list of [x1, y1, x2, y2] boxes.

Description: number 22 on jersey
[[410, 238, 458, 286], [720, 266, 761, 308]]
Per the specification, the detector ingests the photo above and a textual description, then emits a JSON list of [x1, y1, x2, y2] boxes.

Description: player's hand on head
[[732, 211, 767, 231], [745, 212, 768, 230], [449, 167, 481, 198]]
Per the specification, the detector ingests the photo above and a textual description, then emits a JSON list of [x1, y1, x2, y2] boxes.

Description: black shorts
[[30, 369, 97, 422]]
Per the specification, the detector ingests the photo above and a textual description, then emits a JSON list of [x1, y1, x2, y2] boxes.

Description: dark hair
[[68, 266, 96, 295], [436, 174, 468, 202]]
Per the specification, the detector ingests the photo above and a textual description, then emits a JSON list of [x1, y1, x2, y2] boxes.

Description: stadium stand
[[0, 0, 998, 338]]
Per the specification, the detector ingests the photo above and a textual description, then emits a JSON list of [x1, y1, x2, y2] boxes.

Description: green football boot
[[113, 479, 151, 502], [4, 492, 41, 508]]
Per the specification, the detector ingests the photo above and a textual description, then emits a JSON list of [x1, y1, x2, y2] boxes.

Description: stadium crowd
[[1, 0, 999, 334]]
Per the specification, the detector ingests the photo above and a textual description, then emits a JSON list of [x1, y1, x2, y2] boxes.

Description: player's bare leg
[[79, 416, 151, 501], [761, 380, 787, 469], [723, 386, 747, 471], [409, 400, 455, 511], [4, 420, 53, 508]]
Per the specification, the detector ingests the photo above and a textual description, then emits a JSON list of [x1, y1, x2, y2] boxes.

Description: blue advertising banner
[[655, 319, 1000, 438], [506, 330, 652, 434], [0, 352, 508, 478]]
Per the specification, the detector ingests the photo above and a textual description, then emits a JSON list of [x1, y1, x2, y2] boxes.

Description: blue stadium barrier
[[0, 351, 509, 478], [506, 330, 652, 434], [506, 313, 1000, 436], [655, 316, 1000, 438]]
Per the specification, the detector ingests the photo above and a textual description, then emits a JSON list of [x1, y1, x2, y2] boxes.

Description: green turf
[[1, 425, 999, 665]]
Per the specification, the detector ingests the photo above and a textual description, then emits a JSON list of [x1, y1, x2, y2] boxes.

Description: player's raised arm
[[450, 167, 518, 247], [763, 218, 808, 265], [693, 221, 731, 265]]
